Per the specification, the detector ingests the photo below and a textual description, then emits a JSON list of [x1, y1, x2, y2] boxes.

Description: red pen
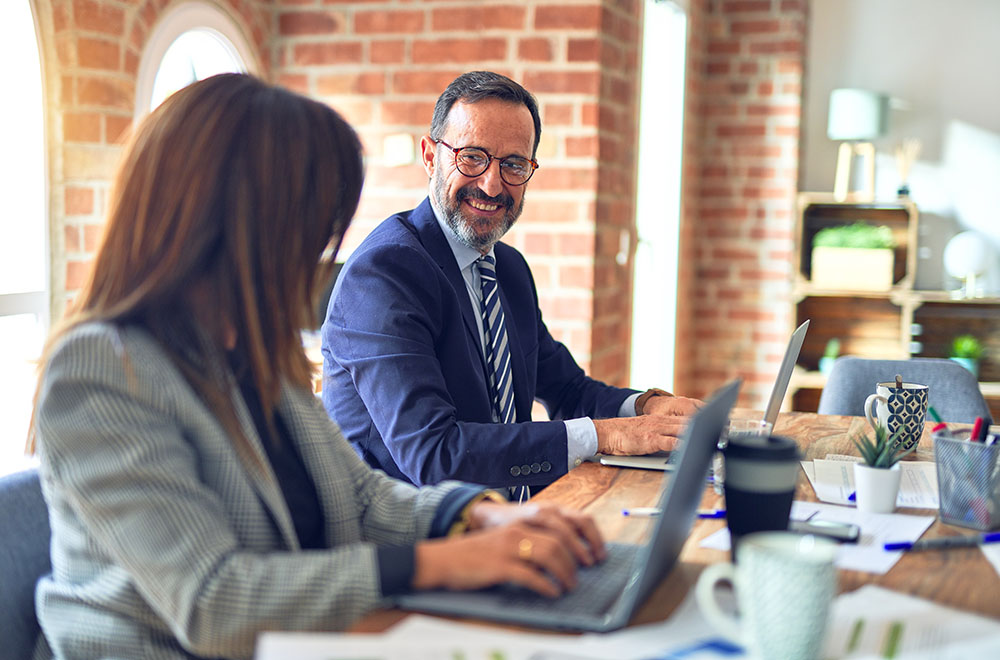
[[970, 417, 984, 443]]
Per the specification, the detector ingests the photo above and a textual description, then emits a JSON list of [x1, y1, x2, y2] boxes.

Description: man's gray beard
[[432, 171, 524, 253]]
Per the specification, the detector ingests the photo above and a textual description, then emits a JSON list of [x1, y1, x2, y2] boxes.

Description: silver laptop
[[599, 320, 809, 471], [392, 379, 741, 632]]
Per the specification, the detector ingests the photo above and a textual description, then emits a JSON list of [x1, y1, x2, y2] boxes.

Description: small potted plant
[[851, 425, 915, 513], [811, 222, 896, 291], [819, 337, 840, 375], [950, 334, 983, 378]]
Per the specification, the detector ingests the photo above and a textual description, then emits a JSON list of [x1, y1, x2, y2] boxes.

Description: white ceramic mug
[[696, 531, 838, 660], [863, 381, 928, 452]]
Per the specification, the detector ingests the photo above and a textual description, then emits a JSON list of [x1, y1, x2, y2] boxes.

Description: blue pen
[[884, 532, 1000, 552], [622, 508, 727, 519], [697, 508, 726, 519], [622, 507, 660, 517]]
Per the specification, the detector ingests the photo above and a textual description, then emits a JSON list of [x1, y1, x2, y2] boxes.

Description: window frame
[[134, 1, 260, 119]]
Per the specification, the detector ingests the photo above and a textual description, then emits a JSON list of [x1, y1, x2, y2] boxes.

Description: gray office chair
[[0, 468, 51, 658], [817, 357, 990, 423]]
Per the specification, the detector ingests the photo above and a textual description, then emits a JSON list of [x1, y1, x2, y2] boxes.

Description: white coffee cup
[[696, 531, 838, 660]]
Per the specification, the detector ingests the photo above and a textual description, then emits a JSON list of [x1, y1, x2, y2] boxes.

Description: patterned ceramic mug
[[864, 381, 929, 451]]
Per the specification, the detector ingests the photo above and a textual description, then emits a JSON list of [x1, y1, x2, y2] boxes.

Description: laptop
[[392, 379, 741, 632], [599, 319, 809, 471]]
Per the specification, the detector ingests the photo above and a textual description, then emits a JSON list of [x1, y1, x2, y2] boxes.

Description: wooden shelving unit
[[789, 193, 1000, 418]]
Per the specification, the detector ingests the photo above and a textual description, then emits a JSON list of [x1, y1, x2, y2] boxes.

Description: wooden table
[[354, 411, 1000, 632]]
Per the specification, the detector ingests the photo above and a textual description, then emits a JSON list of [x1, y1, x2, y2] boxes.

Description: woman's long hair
[[29, 74, 363, 463]]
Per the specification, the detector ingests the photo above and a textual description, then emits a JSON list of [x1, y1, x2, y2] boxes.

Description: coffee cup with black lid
[[722, 434, 800, 553]]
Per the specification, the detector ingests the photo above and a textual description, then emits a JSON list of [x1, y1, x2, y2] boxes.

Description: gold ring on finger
[[518, 538, 533, 561]]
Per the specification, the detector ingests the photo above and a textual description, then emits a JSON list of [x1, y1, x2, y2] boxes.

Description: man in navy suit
[[322, 71, 698, 490]]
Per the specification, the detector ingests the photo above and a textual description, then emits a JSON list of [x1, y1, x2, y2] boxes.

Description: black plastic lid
[[723, 434, 800, 461]]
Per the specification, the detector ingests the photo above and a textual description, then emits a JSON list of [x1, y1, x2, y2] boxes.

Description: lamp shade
[[943, 231, 992, 279], [827, 88, 889, 141]]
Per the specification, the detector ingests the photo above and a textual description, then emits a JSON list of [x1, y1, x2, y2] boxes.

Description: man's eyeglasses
[[433, 139, 539, 186]]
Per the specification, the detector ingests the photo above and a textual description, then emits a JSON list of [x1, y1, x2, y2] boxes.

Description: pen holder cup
[[934, 432, 1000, 531]]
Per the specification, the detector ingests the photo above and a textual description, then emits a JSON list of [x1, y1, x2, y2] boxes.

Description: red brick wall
[[35, 0, 269, 317], [674, 0, 807, 408], [33, 0, 808, 408], [273, 0, 644, 384]]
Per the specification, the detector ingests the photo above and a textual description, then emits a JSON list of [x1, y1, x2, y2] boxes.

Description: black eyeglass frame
[[433, 139, 539, 186]]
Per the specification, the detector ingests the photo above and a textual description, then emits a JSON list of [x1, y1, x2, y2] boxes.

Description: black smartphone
[[789, 519, 861, 543]]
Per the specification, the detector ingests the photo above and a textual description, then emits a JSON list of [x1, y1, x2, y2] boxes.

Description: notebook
[[599, 319, 809, 471], [392, 379, 741, 632]]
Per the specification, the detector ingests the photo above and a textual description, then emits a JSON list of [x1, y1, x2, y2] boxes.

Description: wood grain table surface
[[352, 411, 1000, 632]]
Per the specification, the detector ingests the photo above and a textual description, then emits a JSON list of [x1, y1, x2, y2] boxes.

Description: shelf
[[790, 194, 1000, 417], [791, 369, 1000, 398], [793, 283, 908, 301], [794, 192, 917, 210], [911, 291, 1000, 305]]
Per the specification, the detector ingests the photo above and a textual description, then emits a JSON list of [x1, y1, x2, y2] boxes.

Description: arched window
[[0, 1, 47, 475], [135, 2, 259, 116]]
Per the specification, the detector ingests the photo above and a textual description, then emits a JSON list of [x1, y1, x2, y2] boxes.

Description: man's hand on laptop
[[642, 394, 702, 417], [411, 504, 606, 598], [593, 415, 690, 455]]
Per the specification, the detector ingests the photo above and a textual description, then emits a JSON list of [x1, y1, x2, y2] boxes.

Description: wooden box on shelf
[[793, 192, 918, 295]]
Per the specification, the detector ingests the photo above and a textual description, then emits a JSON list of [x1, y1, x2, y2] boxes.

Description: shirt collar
[[429, 196, 495, 271]]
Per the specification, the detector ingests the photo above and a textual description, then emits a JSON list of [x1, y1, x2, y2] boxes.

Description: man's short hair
[[430, 71, 542, 157]]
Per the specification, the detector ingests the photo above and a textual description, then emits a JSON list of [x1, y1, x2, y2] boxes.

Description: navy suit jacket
[[322, 198, 636, 488]]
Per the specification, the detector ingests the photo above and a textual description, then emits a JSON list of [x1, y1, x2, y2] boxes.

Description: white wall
[[802, 0, 1000, 293]]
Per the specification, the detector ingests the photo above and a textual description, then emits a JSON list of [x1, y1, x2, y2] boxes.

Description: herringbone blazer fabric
[[33, 322, 461, 659]]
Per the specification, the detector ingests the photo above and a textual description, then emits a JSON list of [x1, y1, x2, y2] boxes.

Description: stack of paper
[[801, 454, 939, 508]]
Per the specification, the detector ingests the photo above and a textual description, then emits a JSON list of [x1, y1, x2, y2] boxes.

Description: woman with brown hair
[[29, 74, 604, 660]]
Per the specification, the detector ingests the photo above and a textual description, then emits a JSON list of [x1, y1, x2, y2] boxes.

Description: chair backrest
[[817, 357, 990, 423], [0, 468, 51, 658]]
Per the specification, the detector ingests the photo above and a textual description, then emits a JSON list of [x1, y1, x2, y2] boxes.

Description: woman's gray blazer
[[33, 322, 463, 659]]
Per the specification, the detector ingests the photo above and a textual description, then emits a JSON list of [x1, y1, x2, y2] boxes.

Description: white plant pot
[[853, 462, 901, 514]]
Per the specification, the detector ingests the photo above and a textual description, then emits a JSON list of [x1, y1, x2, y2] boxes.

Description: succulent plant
[[852, 424, 916, 469]]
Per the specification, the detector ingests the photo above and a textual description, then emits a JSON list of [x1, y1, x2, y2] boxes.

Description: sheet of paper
[[256, 620, 586, 660], [981, 543, 1000, 579], [801, 458, 939, 508], [257, 597, 749, 660], [822, 584, 1000, 659], [699, 501, 934, 574]]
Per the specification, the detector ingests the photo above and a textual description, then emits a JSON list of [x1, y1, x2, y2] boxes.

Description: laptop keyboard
[[485, 542, 640, 616]]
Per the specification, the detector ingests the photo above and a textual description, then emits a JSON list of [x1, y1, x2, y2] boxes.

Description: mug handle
[[695, 562, 742, 642], [864, 394, 888, 434]]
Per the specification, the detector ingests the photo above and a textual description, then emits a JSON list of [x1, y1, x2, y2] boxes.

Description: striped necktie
[[476, 255, 515, 424]]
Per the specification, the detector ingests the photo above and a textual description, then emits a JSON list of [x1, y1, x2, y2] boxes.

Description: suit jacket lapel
[[228, 382, 301, 550], [409, 198, 490, 378]]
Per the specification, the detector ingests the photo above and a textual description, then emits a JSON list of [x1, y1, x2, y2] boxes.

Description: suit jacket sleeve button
[[541, 461, 551, 472], [530, 462, 541, 473], [510, 465, 521, 476], [520, 464, 531, 475]]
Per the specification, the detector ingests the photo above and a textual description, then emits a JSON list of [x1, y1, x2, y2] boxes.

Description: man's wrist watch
[[635, 387, 673, 415], [447, 489, 508, 536]]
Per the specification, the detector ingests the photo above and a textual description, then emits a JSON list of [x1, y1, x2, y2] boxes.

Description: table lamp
[[943, 231, 992, 299], [828, 88, 889, 202]]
